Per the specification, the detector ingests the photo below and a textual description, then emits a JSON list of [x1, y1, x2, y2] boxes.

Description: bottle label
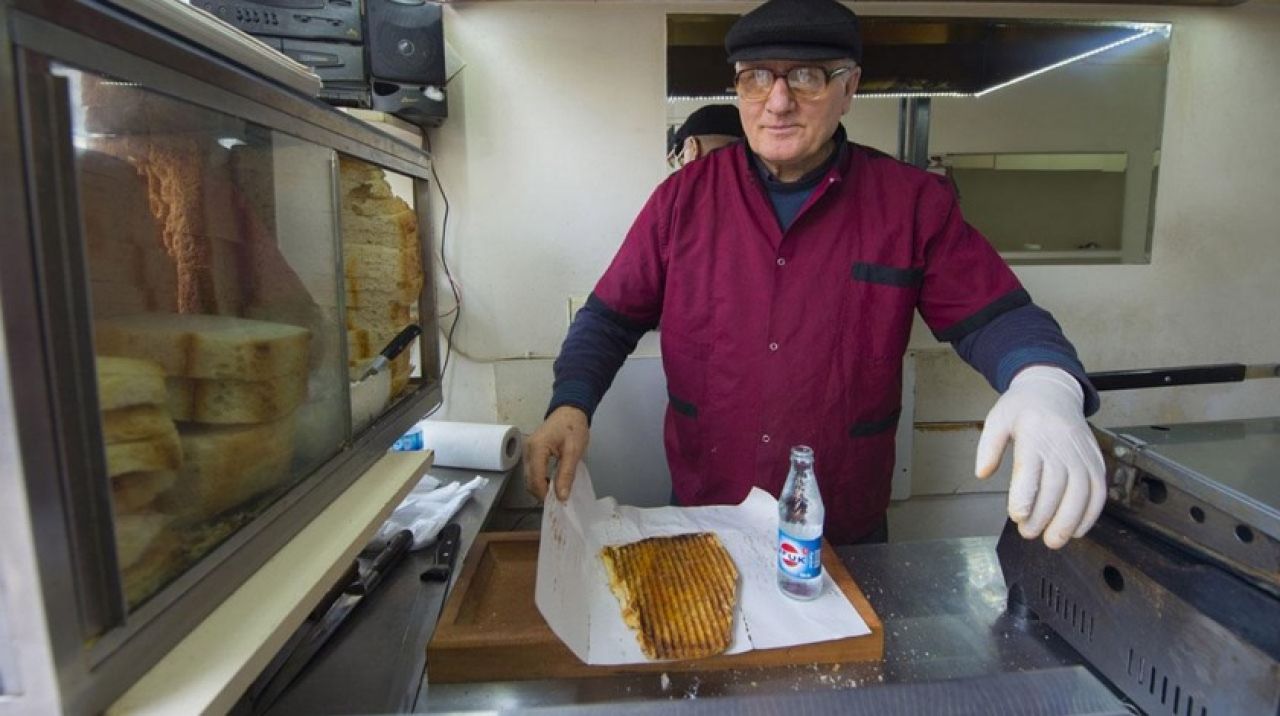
[[777, 530, 822, 580], [391, 429, 424, 452]]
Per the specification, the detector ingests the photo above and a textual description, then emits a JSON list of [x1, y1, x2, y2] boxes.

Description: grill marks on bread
[[600, 532, 738, 660]]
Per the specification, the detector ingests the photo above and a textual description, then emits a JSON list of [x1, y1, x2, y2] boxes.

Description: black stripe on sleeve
[[668, 390, 698, 418], [848, 409, 901, 438], [852, 262, 925, 288], [584, 293, 658, 332], [934, 288, 1032, 343]]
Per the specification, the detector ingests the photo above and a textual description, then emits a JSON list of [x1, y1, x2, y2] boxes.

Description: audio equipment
[[198, 0, 449, 126], [370, 79, 446, 127], [191, 0, 361, 42], [365, 0, 447, 126]]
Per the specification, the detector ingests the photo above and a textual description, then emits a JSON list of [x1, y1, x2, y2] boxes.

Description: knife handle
[[436, 523, 461, 569], [381, 324, 423, 361], [350, 529, 413, 596]]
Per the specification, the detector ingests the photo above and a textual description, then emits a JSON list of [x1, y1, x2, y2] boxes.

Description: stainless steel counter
[[264, 464, 514, 715], [421, 537, 1118, 713], [261, 467, 1124, 715]]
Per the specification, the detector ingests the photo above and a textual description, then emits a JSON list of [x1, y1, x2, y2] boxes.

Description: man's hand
[[524, 406, 590, 502], [975, 366, 1106, 549]]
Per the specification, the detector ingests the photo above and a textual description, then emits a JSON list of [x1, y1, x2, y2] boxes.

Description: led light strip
[[974, 28, 1160, 98], [667, 95, 738, 103], [668, 24, 1170, 102], [857, 91, 971, 99]]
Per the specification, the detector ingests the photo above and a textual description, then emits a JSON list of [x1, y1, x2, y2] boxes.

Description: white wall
[[427, 1, 1280, 533]]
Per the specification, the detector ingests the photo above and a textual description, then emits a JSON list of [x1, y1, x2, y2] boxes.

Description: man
[[526, 0, 1106, 549], [667, 104, 745, 169]]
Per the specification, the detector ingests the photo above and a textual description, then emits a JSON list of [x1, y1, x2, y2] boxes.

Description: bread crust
[[105, 427, 183, 477], [95, 313, 311, 380], [165, 373, 306, 424], [96, 356, 168, 410], [111, 470, 177, 513], [600, 532, 739, 660], [103, 405, 176, 444]]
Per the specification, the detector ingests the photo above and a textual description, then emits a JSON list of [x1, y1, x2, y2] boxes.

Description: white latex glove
[[975, 366, 1106, 549]]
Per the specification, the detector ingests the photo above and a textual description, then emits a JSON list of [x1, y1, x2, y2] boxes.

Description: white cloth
[[375, 474, 489, 550], [975, 365, 1106, 549]]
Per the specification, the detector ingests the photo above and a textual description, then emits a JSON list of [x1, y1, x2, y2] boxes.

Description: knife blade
[[242, 559, 358, 711], [356, 324, 422, 383], [251, 529, 414, 713]]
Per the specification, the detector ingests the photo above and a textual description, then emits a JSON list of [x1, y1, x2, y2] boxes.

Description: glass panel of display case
[[336, 154, 425, 434], [58, 64, 350, 609]]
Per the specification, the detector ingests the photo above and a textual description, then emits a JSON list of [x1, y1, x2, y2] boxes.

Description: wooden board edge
[[433, 531, 537, 629], [822, 540, 884, 636], [430, 531, 545, 644]]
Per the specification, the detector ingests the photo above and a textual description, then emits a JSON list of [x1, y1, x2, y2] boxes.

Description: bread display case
[[0, 1, 439, 712]]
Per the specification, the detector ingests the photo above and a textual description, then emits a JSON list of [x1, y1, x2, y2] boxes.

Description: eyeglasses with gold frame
[[733, 65, 855, 102]]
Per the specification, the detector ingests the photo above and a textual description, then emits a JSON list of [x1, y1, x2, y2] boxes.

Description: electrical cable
[[421, 133, 557, 365], [423, 131, 461, 384]]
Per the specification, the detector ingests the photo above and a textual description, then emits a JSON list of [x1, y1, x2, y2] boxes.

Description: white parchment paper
[[534, 465, 870, 665]]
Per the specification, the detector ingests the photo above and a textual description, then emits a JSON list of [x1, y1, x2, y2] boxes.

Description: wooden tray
[[426, 531, 883, 683]]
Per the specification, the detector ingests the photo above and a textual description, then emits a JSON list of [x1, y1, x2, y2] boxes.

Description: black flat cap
[[670, 105, 744, 154], [725, 0, 862, 64]]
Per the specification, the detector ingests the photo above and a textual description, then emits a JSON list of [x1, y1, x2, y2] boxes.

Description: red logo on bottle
[[779, 541, 807, 569]]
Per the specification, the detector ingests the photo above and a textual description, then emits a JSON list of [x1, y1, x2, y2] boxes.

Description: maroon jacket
[[591, 141, 1025, 543]]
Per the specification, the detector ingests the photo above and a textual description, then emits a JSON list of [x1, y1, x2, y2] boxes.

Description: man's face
[[735, 60, 860, 180]]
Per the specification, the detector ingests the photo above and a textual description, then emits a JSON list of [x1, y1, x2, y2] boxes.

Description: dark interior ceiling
[[667, 16, 1163, 97]]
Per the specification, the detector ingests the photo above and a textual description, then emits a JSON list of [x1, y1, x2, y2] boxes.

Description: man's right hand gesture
[[523, 405, 590, 502]]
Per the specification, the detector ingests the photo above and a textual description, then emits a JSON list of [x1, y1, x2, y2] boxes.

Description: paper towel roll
[[417, 421, 523, 471]]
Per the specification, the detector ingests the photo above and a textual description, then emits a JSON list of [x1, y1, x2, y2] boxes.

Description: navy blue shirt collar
[[747, 124, 849, 193]]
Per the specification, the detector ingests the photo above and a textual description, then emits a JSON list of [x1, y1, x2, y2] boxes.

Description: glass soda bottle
[[777, 445, 824, 600]]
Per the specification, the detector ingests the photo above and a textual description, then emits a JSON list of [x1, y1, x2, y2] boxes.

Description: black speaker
[[365, 0, 445, 85], [370, 80, 447, 127]]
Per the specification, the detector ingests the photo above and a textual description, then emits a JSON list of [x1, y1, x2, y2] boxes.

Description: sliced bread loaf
[[347, 327, 373, 361], [105, 426, 182, 477], [338, 155, 385, 196], [96, 356, 167, 410], [346, 274, 419, 306], [341, 207, 419, 253], [111, 470, 177, 513], [121, 530, 182, 608], [344, 243, 423, 288], [345, 301, 411, 332], [164, 416, 297, 520], [347, 192, 415, 220], [103, 405, 177, 444], [96, 313, 311, 380], [351, 324, 410, 362], [389, 351, 412, 399], [165, 372, 307, 424], [339, 154, 422, 407], [114, 513, 174, 571]]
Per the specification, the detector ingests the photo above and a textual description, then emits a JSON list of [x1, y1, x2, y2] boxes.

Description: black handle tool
[[1087, 362, 1280, 391], [250, 529, 414, 713], [421, 522, 462, 584], [356, 324, 422, 382]]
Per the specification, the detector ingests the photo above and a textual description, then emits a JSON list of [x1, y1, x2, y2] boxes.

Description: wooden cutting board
[[426, 531, 883, 683]]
